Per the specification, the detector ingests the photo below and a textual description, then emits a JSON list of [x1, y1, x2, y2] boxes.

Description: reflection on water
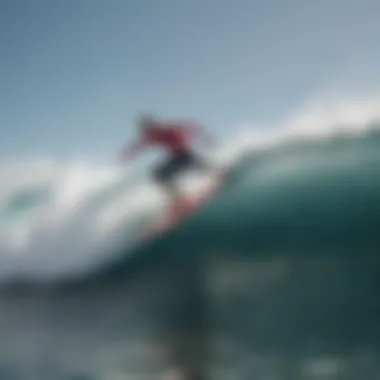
[[0, 251, 379, 379]]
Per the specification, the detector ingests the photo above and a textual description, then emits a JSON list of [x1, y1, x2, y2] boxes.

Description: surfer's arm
[[119, 139, 148, 162], [181, 123, 216, 147]]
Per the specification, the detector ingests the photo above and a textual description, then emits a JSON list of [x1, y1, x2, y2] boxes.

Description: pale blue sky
[[1, 0, 380, 159]]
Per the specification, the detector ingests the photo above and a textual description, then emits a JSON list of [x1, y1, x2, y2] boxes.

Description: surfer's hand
[[118, 141, 145, 163], [118, 149, 132, 163]]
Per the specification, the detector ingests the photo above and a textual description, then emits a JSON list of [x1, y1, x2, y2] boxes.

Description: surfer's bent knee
[[152, 168, 174, 192]]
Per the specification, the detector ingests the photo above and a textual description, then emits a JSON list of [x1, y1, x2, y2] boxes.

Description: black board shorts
[[153, 150, 206, 184]]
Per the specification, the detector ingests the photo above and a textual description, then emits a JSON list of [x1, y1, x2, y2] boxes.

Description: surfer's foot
[[172, 196, 188, 211], [167, 196, 188, 218]]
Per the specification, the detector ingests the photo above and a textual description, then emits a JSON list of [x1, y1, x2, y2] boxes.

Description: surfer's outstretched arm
[[119, 140, 147, 162], [182, 123, 216, 147]]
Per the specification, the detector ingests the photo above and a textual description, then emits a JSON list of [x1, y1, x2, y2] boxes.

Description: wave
[[88, 127, 380, 285], [0, 99, 380, 285]]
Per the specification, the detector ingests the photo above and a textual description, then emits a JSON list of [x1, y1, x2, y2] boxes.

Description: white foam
[[215, 94, 380, 166]]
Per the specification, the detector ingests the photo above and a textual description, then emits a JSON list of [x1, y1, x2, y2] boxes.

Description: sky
[[1, 0, 380, 160]]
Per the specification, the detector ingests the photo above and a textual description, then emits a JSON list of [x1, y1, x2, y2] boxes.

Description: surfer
[[119, 114, 217, 209]]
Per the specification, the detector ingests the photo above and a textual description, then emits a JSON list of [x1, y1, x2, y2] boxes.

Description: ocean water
[[0, 109, 380, 379]]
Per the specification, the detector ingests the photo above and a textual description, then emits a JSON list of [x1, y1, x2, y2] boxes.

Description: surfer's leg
[[153, 154, 185, 201], [153, 152, 201, 214], [187, 150, 224, 180], [191, 153, 210, 172]]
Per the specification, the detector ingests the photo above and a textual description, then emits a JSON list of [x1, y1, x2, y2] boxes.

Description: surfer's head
[[137, 113, 157, 135]]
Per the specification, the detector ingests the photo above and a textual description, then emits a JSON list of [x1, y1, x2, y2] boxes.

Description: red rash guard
[[141, 123, 200, 153]]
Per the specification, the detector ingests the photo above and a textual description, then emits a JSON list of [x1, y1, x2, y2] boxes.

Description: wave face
[[1, 123, 380, 284], [0, 105, 380, 379]]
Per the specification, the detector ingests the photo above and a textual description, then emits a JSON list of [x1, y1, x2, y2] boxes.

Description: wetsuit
[[138, 123, 208, 190]]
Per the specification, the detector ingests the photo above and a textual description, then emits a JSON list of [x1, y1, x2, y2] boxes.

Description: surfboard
[[143, 170, 227, 243]]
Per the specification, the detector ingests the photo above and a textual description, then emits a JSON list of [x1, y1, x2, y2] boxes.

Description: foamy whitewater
[[0, 96, 379, 283]]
